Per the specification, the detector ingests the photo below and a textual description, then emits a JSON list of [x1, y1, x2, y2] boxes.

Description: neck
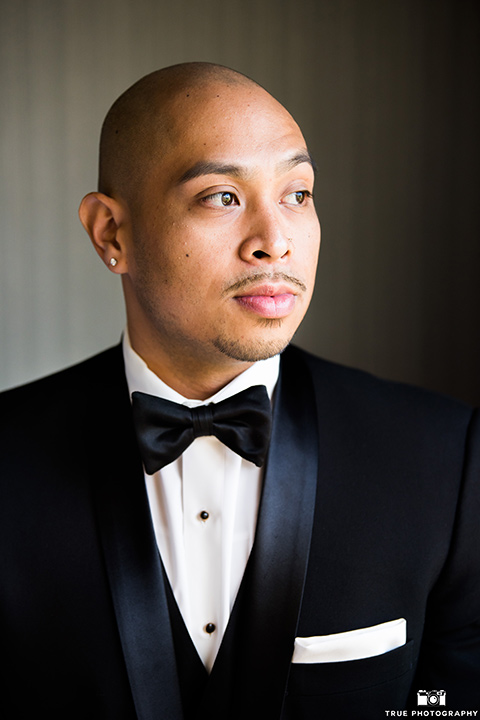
[[127, 324, 254, 401]]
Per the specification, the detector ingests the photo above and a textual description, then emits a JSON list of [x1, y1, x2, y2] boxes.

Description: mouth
[[233, 283, 298, 319]]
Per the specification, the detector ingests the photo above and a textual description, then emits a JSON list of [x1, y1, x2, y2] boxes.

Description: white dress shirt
[[123, 331, 279, 671]]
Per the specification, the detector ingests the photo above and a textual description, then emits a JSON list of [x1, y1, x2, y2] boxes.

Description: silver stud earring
[[109, 258, 118, 267]]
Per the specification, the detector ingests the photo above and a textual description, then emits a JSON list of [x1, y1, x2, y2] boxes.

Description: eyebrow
[[177, 149, 316, 185], [277, 149, 317, 175]]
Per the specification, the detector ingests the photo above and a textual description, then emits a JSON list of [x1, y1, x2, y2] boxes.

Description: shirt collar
[[122, 328, 280, 407]]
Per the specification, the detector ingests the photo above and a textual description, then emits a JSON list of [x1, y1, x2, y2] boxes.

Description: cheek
[[139, 225, 198, 286], [310, 221, 321, 261], [300, 228, 320, 274], [154, 249, 215, 308], [166, 222, 217, 263], [135, 216, 229, 300], [176, 233, 228, 286]]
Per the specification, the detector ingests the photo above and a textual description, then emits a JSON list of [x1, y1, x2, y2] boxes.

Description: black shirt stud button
[[199, 511, 209, 521], [205, 623, 216, 634]]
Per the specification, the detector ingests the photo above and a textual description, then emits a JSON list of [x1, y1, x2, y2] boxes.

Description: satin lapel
[[206, 345, 319, 720], [89, 347, 183, 720]]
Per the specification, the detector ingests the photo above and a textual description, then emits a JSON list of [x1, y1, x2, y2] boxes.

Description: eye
[[283, 190, 313, 206], [202, 191, 239, 207]]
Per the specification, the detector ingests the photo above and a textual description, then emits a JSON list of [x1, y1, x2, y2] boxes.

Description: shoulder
[[0, 344, 126, 434], [282, 346, 480, 527], [281, 344, 475, 439], [0, 344, 130, 491], [0, 344, 124, 406]]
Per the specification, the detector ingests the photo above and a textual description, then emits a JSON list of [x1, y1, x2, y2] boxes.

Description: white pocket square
[[292, 618, 407, 663]]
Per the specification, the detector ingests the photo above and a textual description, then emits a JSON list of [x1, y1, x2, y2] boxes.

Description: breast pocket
[[283, 640, 416, 720]]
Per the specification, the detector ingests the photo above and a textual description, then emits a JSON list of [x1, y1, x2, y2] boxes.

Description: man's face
[[121, 82, 321, 371]]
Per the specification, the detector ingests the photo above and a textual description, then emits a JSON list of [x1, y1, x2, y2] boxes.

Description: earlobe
[[78, 192, 127, 272]]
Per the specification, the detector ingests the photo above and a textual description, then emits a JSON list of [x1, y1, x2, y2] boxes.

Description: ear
[[78, 192, 129, 273]]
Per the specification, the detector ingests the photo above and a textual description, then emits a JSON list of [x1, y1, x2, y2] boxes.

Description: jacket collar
[[90, 346, 184, 720], [204, 345, 319, 719], [92, 344, 318, 720]]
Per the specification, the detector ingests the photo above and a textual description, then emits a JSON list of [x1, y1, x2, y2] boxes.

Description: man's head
[[97, 63, 255, 205], [79, 62, 321, 397]]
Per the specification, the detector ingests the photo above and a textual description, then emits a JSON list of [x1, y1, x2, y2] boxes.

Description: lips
[[234, 284, 297, 319]]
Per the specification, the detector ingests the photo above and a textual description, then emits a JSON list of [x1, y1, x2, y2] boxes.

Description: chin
[[212, 331, 293, 363]]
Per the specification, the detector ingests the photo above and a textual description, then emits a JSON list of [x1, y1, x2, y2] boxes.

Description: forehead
[[154, 83, 308, 181]]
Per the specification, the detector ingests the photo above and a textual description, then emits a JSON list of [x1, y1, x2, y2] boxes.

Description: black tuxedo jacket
[[1, 344, 479, 719]]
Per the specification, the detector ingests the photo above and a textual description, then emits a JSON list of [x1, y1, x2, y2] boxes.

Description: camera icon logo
[[417, 689, 446, 706]]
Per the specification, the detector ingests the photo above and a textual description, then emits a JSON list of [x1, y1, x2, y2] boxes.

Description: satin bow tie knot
[[191, 404, 215, 438], [131, 385, 272, 475]]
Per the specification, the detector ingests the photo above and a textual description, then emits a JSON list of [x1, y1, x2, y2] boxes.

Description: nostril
[[253, 250, 268, 259]]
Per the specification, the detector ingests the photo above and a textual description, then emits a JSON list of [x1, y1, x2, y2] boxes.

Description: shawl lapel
[[203, 345, 319, 720], [89, 346, 183, 720], [88, 343, 319, 720]]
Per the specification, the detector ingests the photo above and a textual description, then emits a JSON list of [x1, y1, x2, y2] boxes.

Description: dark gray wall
[[1, 0, 479, 403]]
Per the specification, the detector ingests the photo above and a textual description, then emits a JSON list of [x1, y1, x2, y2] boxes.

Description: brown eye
[[283, 190, 312, 206], [291, 191, 307, 204], [202, 191, 239, 208], [221, 192, 234, 206]]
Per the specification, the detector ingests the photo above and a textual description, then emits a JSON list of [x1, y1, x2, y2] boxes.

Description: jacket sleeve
[[411, 408, 480, 709]]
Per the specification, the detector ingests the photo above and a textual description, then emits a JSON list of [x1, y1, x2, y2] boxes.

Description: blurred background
[[1, 0, 479, 403]]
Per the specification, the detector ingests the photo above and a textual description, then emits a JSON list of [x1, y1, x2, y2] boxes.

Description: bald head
[[98, 62, 262, 203], [80, 61, 319, 394]]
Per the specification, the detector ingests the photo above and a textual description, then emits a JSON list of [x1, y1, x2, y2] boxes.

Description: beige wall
[[1, 0, 479, 403]]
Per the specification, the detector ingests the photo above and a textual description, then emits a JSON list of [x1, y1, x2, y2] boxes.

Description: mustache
[[223, 271, 307, 296]]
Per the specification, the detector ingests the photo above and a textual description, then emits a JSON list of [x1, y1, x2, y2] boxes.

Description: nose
[[238, 205, 292, 264]]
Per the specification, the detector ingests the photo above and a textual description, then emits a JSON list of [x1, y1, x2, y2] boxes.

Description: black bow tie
[[131, 385, 272, 474]]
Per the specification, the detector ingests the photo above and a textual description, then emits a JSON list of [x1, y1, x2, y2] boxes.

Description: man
[[0, 62, 479, 719]]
